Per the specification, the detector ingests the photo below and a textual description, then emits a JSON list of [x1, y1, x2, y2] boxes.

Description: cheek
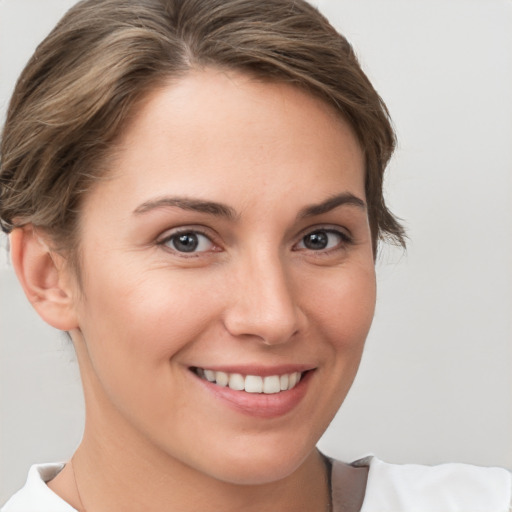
[[73, 258, 230, 409], [305, 263, 376, 349], [73, 264, 220, 418], [79, 257, 213, 341]]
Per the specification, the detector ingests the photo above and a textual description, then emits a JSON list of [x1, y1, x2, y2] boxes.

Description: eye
[[162, 231, 214, 253], [296, 229, 349, 251]]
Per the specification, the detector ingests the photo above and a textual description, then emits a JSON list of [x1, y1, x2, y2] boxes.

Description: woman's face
[[69, 69, 376, 484]]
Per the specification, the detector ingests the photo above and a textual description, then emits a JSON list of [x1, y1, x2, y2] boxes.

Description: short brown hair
[[0, 0, 405, 261]]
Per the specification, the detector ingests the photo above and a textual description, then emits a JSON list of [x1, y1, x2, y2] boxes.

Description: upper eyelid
[[157, 225, 216, 242], [295, 224, 352, 241]]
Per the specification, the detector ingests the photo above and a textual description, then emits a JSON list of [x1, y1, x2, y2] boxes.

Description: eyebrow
[[133, 196, 237, 219], [133, 192, 365, 220], [297, 192, 366, 218]]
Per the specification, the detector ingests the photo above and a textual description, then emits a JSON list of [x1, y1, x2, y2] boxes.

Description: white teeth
[[228, 373, 245, 391], [263, 375, 281, 394], [215, 371, 229, 387], [245, 375, 263, 393], [204, 369, 216, 382], [196, 368, 304, 393]]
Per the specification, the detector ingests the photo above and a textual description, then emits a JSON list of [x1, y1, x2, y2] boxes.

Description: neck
[[69, 432, 330, 512]]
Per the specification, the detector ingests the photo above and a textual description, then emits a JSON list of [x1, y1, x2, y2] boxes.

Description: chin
[[194, 437, 315, 486]]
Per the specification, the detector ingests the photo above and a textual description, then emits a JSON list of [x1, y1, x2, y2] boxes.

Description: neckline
[[326, 454, 372, 512], [18, 456, 374, 512]]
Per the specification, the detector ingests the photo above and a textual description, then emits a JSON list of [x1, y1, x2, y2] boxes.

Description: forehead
[[85, 68, 365, 217]]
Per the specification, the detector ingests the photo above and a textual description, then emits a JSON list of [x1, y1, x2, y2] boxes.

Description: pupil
[[304, 231, 328, 250], [174, 233, 198, 252]]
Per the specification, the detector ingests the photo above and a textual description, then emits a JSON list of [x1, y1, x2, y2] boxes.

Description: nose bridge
[[224, 246, 300, 344]]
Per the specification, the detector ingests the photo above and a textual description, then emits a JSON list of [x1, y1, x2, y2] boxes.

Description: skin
[[13, 69, 375, 511]]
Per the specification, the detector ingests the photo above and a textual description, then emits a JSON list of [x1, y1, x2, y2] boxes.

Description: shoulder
[[1, 463, 76, 512], [331, 456, 512, 512]]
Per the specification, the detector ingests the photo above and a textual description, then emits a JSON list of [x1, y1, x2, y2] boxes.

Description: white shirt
[[2, 457, 511, 512]]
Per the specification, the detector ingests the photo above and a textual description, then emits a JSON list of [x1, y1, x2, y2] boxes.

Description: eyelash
[[293, 227, 353, 255], [157, 228, 218, 256], [157, 226, 353, 257]]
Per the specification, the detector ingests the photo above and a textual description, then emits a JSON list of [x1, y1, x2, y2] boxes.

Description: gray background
[[1, 0, 511, 504]]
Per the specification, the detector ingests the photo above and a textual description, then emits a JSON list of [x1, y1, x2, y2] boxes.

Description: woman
[[1, 0, 510, 510]]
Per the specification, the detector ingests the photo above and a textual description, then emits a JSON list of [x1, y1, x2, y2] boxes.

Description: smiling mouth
[[192, 367, 304, 394]]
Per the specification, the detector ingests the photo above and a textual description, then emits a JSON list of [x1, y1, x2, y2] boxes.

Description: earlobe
[[10, 226, 79, 331]]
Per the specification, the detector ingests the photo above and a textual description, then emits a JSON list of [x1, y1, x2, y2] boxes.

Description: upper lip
[[189, 364, 315, 377]]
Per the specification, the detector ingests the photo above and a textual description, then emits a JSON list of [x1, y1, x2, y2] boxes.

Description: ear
[[10, 226, 79, 331]]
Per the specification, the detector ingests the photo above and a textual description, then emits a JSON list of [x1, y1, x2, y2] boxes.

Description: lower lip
[[193, 370, 313, 419]]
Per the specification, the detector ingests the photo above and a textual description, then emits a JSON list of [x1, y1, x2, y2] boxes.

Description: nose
[[223, 251, 301, 345]]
